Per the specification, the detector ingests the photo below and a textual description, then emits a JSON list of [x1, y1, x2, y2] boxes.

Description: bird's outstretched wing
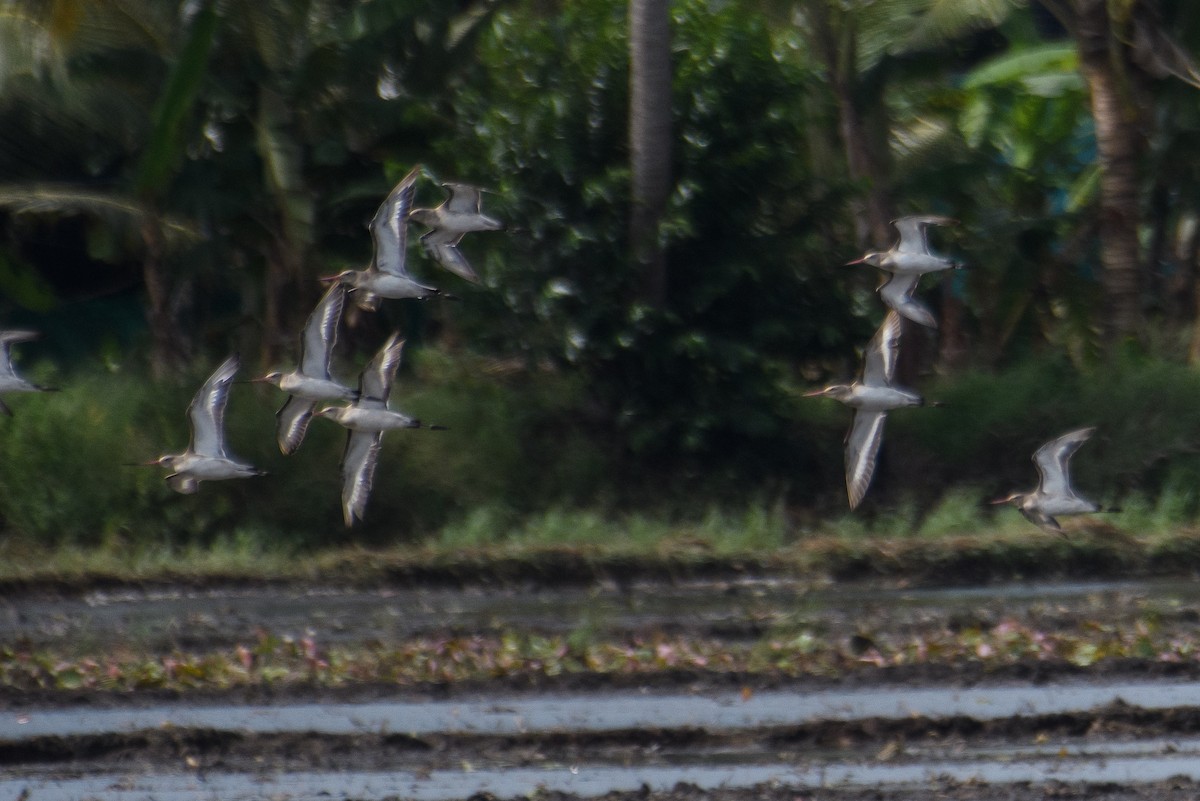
[[276, 395, 318, 455], [166, 474, 200, 495], [422, 237, 479, 283], [845, 409, 888, 510], [892, 215, 955, 255], [1020, 506, 1063, 536], [879, 273, 937, 329], [443, 183, 484, 214], [1033, 427, 1095, 498], [369, 166, 422, 277], [341, 430, 383, 527], [0, 330, 38, 380], [189, 355, 239, 458], [861, 311, 902, 387], [299, 283, 346, 379], [358, 333, 404, 407]]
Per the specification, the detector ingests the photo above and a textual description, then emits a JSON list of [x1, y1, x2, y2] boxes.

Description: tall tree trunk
[[140, 213, 183, 378], [806, 2, 893, 250], [257, 86, 314, 364], [1075, 0, 1145, 343], [628, 0, 672, 306]]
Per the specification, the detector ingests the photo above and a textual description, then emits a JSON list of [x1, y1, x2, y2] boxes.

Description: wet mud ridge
[[5, 577, 1200, 799]]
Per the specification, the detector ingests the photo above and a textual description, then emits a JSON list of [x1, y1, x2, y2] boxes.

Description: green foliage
[[350, 349, 616, 540], [134, 0, 219, 195], [0, 369, 160, 544], [0, 364, 319, 546], [440, 0, 858, 480], [436, 502, 790, 553], [0, 351, 616, 547], [863, 353, 1200, 527]]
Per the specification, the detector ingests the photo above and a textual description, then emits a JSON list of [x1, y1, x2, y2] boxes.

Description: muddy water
[[4, 739, 1200, 800], [7, 577, 1200, 799], [7, 679, 1200, 740], [6, 677, 1200, 800]]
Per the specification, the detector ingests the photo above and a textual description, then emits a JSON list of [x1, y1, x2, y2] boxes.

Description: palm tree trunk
[[1075, 0, 1145, 343], [257, 86, 314, 364], [806, 2, 893, 249], [140, 214, 182, 378], [628, 0, 672, 306]]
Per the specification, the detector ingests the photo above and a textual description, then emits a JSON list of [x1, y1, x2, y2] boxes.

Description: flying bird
[[314, 334, 437, 527], [322, 165, 454, 310], [992, 427, 1103, 535], [253, 283, 358, 454], [847, 215, 960, 276], [143, 355, 264, 493], [878, 272, 939, 329], [804, 312, 931, 510], [409, 181, 503, 284], [0, 330, 55, 415]]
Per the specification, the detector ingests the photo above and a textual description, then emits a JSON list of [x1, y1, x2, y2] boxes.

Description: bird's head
[[319, 270, 356, 285], [989, 492, 1024, 507], [846, 252, 885, 268], [138, 454, 177, 469], [803, 384, 854, 402]]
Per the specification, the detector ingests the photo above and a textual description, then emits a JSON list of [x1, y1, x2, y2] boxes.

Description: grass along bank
[[3, 501, 1200, 592]]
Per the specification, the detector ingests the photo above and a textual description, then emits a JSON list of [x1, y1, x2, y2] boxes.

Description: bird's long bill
[[247, 376, 274, 384], [126, 460, 160, 467], [844, 256, 868, 265], [802, 389, 828, 398], [988, 496, 1012, 505], [317, 274, 338, 283]]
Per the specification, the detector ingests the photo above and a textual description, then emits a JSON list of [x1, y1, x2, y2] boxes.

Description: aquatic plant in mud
[[0, 616, 1195, 693]]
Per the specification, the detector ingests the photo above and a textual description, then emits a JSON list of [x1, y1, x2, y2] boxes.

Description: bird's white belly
[[338, 408, 418, 432], [438, 211, 502, 234], [849, 386, 922, 411], [361, 274, 430, 299], [889, 252, 955, 274], [281, 375, 354, 401], [0, 377, 34, 393], [1038, 496, 1097, 516], [186, 457, 251, 480]]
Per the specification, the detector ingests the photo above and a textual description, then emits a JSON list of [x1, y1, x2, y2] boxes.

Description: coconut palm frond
[[890, 114, 971, 180], [0, 7, 60, 89], [904, 0, 1023, 50], [0, 184, 202, 244], [1131, 15, 1200, 90], [854, 0, 1023, 62]]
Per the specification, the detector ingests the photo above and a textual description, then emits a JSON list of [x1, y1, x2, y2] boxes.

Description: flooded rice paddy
[[5, 576, 1200, 799]]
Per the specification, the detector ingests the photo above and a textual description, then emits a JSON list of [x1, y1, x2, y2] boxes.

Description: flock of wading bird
[[805, 215, 1109, 535], [0, 165, 500, 528], [0, 192, 1106, 533]]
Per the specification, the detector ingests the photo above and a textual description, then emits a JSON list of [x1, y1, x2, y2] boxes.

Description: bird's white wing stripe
[[342, 430, 383, 527], [862, 312, 902, 386], [846, 410, 888, 510], [1033, 427, 1094, 498], [189, 355, 238, 458], [300, 283, 345, 378], [276, 396, 317, 455]]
